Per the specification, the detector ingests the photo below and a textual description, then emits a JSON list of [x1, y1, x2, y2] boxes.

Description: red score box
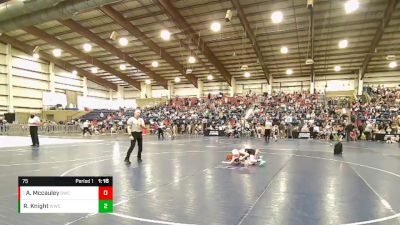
[[99, 186, 113, 200]]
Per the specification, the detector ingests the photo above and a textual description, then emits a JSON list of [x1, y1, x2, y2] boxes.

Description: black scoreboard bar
[[18, 176, 113, 186]]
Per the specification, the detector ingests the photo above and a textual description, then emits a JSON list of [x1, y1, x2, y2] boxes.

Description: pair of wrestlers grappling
[[223, 148, 266, 167]]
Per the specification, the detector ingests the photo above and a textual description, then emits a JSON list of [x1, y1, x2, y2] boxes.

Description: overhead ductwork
[[0, 0, 65, 22], [0, 0, 122, 33]]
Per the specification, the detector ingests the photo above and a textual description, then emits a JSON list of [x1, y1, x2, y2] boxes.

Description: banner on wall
[[323, 80, 354, 91], [43, 92, 67, 107], [77, 96, 137, 110]]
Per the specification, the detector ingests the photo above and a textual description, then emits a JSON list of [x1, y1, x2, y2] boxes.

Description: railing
[[0, 124, 82, 135]]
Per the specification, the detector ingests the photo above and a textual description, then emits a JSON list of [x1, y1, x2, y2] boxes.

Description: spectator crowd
[[2, 85, 400, 143]]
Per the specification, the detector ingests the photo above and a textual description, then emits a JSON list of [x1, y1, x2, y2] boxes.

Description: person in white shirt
[[364, 121, 373, 141], [285, 115, 293, 123], [125, 109, 146, 163], [82, 120, 92, 135], [28, 114, 41, 147], [264, 118, 272, 143]]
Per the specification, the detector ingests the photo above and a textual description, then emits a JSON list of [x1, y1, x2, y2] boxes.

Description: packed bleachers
[[125, 92, 346, 139], [4, 88, 400, 142], [132, 90, 400, 142]]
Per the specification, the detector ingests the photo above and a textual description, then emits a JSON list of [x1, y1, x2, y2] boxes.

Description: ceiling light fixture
[[119, 64, 126, 70], [91, 67, 98, 74], [389, 61, 397, 68], [225, 9, 232, 22], [109, 31, 117, 41], [334, 65, 341, 72], [32, 46, 40, 53], [286, 69, 293, 75], [207, 75, 213, 80], [145, 79, 151, 85], [271, 11, 283, 24], [345, 0, 359, 14], [339, 39, 348, 49], [175, 77, 181, 83], [386, 55, 396, 61], [160, 29, 171, 41], [52, 48, 62, 57], [280, 46, 288, 54], [210, 21, 221, 32], [305, 59, 314, 65], [32, 53, 39, 60], [244, 72, 251, 78], [118, 37, 128, 46], [152, 61, 159, 68], [72, 70, 78, 75], [188, 56, 196, 64], [83, 43, 92, 52]]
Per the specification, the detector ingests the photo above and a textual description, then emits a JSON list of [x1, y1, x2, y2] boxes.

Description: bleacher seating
[[81, 109, 118, 121]]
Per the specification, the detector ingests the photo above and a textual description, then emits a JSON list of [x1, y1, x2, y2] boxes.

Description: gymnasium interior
[[1, 0, 400, 224]]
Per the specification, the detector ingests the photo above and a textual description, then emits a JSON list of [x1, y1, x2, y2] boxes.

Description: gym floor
[[1, 135, 400, 225]]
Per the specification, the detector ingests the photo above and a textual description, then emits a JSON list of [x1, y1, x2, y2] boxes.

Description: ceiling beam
[[0, 34, 117, 91], [100, 5, 197, 88], [156, 0, 232, 86], [230, 0, 270, 83], [59, 19, 168, 89], [175, 37, 214, 78], [23, 26, 141, 90], [360, 0, 398, 80], [0, 0, 122, 33]]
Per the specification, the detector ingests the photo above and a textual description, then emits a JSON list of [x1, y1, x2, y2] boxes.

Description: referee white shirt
[[127, 117, 145, 132], [28, 116, 40, 126], [265, 120, 272, 129]]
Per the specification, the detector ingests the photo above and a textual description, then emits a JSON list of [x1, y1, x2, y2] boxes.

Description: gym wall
[[1, 41, 400, 113], [0, 43, 7, 113], [0, 43, 117, 114]]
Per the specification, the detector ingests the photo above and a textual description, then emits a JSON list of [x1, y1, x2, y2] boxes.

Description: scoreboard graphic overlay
[[18, 176, 113, 213]]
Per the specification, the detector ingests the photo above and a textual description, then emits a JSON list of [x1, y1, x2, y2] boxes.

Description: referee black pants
[[158, 128, 164, 140], [83, 127, 92, 135], [126, 131, 143, 159], [265, 129, 271, 143], [29, 126, 39, 146]]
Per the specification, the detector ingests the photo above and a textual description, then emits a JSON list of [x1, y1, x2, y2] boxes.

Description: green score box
[[99, 200, 113, 213]]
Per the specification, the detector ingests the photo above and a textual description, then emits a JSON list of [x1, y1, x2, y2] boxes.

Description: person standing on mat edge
[[157, 120, 165, 140], [264, 117, 272, 143], [28, 114, 41, 147], [82, 120, 92, 136], [125, 109, 145, 163], [345, 121, 354, 142]]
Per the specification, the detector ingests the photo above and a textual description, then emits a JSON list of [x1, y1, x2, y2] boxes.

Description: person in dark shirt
[[345, 122, 354, 142]]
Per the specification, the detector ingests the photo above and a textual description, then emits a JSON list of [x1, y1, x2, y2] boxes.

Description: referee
[[264, 117, 272, 143], [124, 109, 145, 163], [28, 114, 41, 147]]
